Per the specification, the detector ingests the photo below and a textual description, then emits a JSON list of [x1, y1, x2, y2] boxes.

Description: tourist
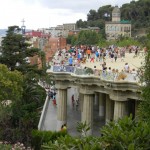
[[71, 94, 75, 108], [86, 48, 91, 59], [110, 52, 114, 63], [68, 56, 73, 66], [95, 50, 99, 62], [63, 124, 67, 131], [90, 52, 95, 63], [124, 63, 130, 73], [75, 98, 79, 111], [131, 68, 137, 80], [107, 67, 112, 75], [114, 69, 119, 80], [114, 52, 118, 62]]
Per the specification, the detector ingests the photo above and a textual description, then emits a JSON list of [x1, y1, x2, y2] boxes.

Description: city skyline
[[1, 0, 134, 30]]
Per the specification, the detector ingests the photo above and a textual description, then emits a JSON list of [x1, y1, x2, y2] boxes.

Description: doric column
[[114, 101, 128, 120], [94, 93, 99, 106], [99, 93, 105, 119], [57, 89, 67, 131], [82, 94, 94, 135], [79, 93, 84, 112], [105, 94, 114, 123]]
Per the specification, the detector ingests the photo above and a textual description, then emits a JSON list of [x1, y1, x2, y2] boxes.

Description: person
[[71, 94, 75, 108], [75, 98, 79, 110], [114, 52, 118, 62], [86, 48, 91, 59], [61, 124, 67, 132], [95, 51, 99, 61], [68, 56, 73, 66], [48, 90, 53, 100], [107, 67, 112, 75], [63, 124, 67, 130], [131, 68, 137, 80], [110, 52, 114, 63], [124, 63, 130, 73]]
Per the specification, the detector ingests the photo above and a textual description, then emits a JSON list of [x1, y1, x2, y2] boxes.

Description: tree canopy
[[0, 26, 40, 74], [76, 0, 150, 35], [0, 64, 23, 101]]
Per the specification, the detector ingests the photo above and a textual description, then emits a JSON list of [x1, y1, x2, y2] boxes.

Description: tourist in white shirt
[[124, 63, 130, 73]]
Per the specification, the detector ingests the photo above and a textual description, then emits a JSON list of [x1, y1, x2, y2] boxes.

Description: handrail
[[38, 95, 49, 130]]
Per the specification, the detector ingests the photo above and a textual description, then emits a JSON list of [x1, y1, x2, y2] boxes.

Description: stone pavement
[[82, 52, 144, 71]]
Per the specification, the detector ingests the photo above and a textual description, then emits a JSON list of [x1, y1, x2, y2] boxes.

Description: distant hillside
[[76, 0, 150, 37], [0, 29, 32, 37]]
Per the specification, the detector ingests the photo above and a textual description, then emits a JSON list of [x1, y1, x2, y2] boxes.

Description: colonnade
[[56, 86, 139, 135]]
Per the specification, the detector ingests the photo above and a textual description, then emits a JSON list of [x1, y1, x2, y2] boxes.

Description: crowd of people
[[51, 45, 146, 81], [48, 89, 57, 106]]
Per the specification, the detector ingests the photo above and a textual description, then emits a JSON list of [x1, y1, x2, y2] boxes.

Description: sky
[[1, 0, 134, 30]]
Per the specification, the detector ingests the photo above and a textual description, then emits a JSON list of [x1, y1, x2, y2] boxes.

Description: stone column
[[99, 93, 105, 119], [82, 94, 94, 135], [57, 89, 67, 131], [79, 93, 84, 112], [105, 94, 114, 123], [114, 101, 128, 120], [94, 93, 99, 106]]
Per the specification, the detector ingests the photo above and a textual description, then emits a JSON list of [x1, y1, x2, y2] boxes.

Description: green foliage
[[76, 0, 150, 36], [42, 135, 102, 150], [0, 26, 47, 147], [0, 64, 23, 101], [116, 37, 141, 47], [77, 30, 100, 45], [85, 67, 94, 74], [0, 25, 41, 74], [31, 130, 67, 150], [67, 30, 100, 46], [0, 144, 12, 150], [100, 116, 150, 150], [76, 121, 91, 137], [138, 31, 150, 123]]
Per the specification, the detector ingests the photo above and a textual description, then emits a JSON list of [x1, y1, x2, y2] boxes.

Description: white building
[[105, 6, 131, 40]]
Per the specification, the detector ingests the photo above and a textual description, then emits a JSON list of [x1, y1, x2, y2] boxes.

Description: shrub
[[100, 116, 150, 150], [31, 130, 67, 150], [85, 67, 94, 74]]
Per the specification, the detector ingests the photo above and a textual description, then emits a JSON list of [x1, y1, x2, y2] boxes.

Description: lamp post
[[21, 19, 26, 35]]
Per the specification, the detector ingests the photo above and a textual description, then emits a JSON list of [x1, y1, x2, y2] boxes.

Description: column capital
[[109, 90, 128, 101], [79, 85, 95, 95], [55, 81, 70, 89]]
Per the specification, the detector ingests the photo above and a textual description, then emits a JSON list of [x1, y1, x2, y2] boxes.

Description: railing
[[38, 95, 49, 130], [52, 65, 75, 73], [49, 65, 139, 82]]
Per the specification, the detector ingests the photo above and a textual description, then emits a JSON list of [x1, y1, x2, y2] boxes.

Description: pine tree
[[0, 25, 40, 74]]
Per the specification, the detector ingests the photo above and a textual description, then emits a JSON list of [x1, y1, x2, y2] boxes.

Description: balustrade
[[49, 65, 140, 83]]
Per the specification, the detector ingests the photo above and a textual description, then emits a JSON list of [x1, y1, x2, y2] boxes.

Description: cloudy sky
[[1, 0, 133, 30]]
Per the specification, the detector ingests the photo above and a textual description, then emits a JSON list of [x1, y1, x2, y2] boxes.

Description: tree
[[0, 26, 47, 146], [0, 26, 40, 74], [139, 30, 150, 123], [77, 30, 100, 45], [0, 64, 23, 101], [0, 64, 23, 144]]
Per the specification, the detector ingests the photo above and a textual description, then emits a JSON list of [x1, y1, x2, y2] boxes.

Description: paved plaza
[[83, 52, 144, 71]]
